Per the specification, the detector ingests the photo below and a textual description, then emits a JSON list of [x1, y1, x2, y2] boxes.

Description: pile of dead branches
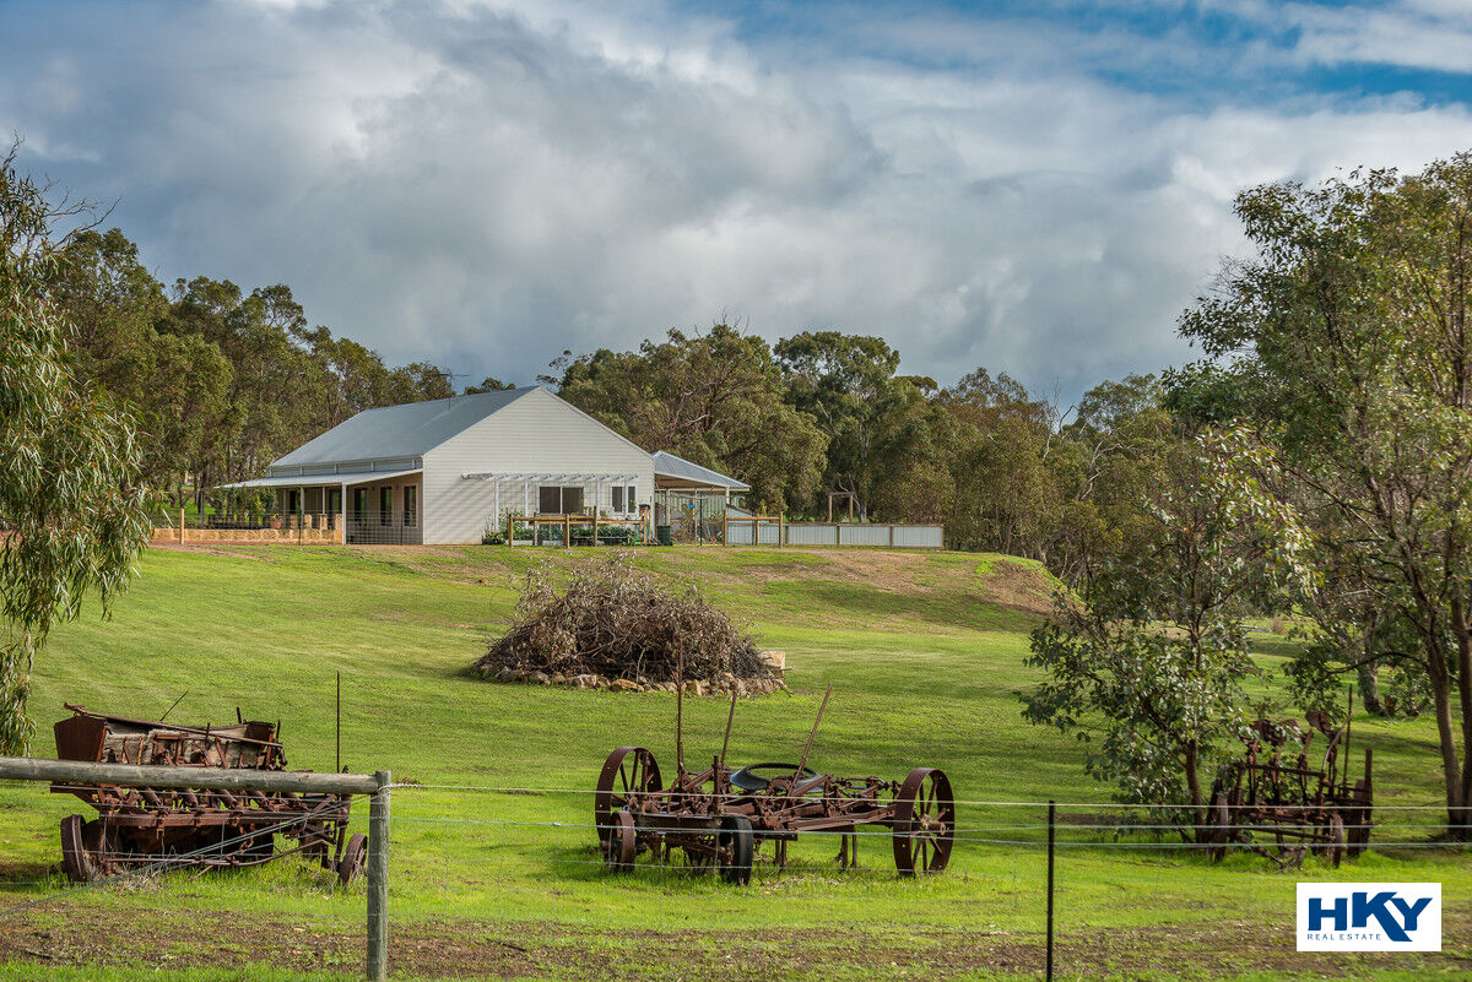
[[475, 553, 782, 695]]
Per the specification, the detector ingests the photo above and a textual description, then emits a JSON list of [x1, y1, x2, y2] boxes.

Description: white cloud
[[1, 0, 1471, 400]]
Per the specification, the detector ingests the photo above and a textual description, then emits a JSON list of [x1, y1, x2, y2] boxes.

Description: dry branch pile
[[475, 553, 783, 695]]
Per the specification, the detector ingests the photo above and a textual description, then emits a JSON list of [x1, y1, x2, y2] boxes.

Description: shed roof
[[651, 450, 750, 491], [271, 388, 538, 468]]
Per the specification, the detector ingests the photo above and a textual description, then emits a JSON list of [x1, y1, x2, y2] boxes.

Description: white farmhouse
[[222, 386, 747, 545]]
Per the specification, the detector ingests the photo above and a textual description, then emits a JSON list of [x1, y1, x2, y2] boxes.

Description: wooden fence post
[[1046, 799, 1056, 981], [179, 507, 186, 544], [507, 513, 514, 547], [367, 770, 392, 981]]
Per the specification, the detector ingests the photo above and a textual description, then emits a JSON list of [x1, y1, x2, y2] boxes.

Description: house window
[[379, 487, 393, 526], [352, 488, 368, 521], [538, 485, 585, 514], [286, 490, 300, 515], [611, 485, 637, 514], [403, 486, 417, 527]]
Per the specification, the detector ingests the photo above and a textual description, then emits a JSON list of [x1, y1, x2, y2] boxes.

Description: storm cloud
[[4, 0, 1472, 399]]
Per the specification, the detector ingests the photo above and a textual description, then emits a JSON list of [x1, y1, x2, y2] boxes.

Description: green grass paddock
[[0, 545, 1466, 979]]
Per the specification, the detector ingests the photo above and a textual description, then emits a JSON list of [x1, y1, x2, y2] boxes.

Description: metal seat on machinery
[[727, 763, 821, 793]]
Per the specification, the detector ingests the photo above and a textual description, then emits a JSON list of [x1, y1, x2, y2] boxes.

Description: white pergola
[[460, 471, 643, 517]]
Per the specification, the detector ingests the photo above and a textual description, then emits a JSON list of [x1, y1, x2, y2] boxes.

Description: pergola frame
[[461, 472, 644, 521]]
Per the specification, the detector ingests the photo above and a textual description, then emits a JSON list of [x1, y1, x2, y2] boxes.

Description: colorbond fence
[[726, 519, 943, 548]]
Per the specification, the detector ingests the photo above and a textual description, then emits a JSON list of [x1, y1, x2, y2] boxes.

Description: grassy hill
[[0, 544, 1467, 980]]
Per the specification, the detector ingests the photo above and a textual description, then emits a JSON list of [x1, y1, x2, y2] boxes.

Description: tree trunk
[[1355, 660, 1383, 716], [1184, 740, 1205, 838], [1425, 633, 1466, 836], [1454, 593, 1472, 839]]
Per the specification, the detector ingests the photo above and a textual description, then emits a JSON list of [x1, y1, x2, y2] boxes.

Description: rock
[[494, 667, 518, 682], [549, 673, 567, 685], [760, 650, 786, 672], [527, 671, 550, 685], [610, 678, 641, 692], [573, 674, 598, 689]]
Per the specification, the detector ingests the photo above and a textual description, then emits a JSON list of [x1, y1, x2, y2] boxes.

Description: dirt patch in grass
[[3, 903, 1467, 980], [980, 559, 1058, 617]]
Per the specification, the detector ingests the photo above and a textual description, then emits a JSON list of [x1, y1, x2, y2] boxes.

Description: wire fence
[[3, 776, 1469, 980]]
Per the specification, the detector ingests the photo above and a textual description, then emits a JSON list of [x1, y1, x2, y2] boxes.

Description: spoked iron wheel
[[602, 811, 637, 872], [892, 767, 955, 876], [338, 833, 367, 885], [59, 815, 97, 883], [595, 747, 661, 848]]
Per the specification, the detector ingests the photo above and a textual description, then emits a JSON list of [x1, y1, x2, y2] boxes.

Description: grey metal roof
[[271, 388, 538, 468], [652, 450, 750, 490], [218, 469, 421, 490]]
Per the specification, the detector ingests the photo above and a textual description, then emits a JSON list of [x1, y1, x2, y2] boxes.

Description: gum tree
[[0, 144, 151, 753], [1179, 155, 1472, 835], [1023, 430, 1308, 825]]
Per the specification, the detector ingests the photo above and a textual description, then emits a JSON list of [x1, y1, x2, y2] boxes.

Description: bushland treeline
[[53, 227, 1175, 585]]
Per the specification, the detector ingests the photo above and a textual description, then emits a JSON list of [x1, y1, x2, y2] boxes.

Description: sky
[[4, 0, 1472, 401]]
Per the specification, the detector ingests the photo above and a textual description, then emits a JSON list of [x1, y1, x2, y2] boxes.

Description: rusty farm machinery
[[1204, 693, 1373, 868], [52, 704, 367, 884], [594, 684, 955, 884]]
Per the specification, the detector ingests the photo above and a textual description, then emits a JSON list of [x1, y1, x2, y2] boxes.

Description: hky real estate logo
[[1297, 883, 1441, 951]]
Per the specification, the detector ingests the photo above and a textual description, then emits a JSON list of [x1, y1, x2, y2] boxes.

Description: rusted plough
[[595, 685, 955, 884], [1204, 693, 1373, 868], [52, 705, 366, 884]]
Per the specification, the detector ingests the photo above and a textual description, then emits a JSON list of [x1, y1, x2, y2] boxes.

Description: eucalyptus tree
[[1179, 155, 1472, 835], [1023, 429, 1309, 824], [0, 145, 151, 753]]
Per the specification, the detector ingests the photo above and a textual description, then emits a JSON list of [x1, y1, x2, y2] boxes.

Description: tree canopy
[[0, 147, 152, 753]]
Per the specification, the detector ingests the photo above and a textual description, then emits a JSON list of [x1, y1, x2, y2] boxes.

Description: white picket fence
[[724, 521, 943, 548]]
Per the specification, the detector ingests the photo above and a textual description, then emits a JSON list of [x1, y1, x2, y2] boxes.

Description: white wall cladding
[[421, 388, 654, 544]]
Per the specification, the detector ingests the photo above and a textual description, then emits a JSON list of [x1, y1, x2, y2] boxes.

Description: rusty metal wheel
[[602, 811, 637, 872], [892, 767, 955, 876], [60, 815, 96, 883], [337, 833, 367, 886], [1323, 813, 1345, 869], [595, 747, 661, 847], [718, 816, 754, 886]]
